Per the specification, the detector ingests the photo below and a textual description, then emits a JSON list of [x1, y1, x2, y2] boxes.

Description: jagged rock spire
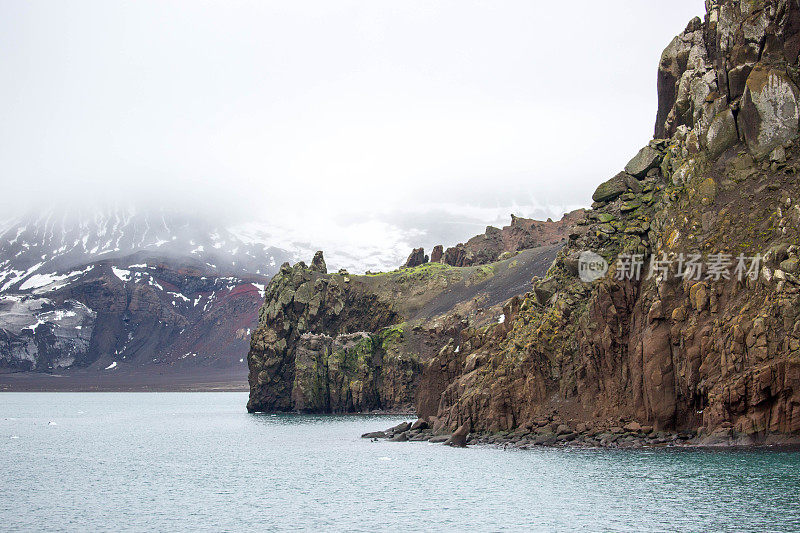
[[310, 251, 327, 274], [656, 0, 800, 160]]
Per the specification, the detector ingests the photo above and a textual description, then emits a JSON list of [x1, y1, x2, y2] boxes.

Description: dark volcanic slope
[[415, 244, 562, 320], [0, 258, 265, 390]]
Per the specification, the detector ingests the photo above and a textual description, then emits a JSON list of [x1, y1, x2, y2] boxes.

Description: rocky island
[[248, 0, 800, 447]]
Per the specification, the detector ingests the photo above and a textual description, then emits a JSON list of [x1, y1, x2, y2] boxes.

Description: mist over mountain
[[0, 206, 294, 287], [0, 1, 705, 275]]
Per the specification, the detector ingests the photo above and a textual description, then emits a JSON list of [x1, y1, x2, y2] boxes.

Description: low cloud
[[0, 0, 705, 273]]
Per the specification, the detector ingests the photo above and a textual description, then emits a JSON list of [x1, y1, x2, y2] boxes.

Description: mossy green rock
[[625, 146, 662, 178], [598, 223, 616, 234], [624, 225, 646, 234], [620, 200, 642, 212], [592, 172, 628, 203]]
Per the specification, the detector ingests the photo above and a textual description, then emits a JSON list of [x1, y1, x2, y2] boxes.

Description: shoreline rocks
[[361, 420, 800, 450]]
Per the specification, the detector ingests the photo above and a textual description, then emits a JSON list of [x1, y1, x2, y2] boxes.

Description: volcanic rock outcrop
[[426, 211, 584, 269], [416, 0, 800, 443], [310, 251, 328, 274], [403, 248, 428, 269], [246, 246, 562, 412], [430, 245, 444, 264], [249, 0, 800, 444]]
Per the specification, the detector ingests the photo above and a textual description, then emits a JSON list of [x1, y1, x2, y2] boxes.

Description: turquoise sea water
[[1, 392, 799, 532]]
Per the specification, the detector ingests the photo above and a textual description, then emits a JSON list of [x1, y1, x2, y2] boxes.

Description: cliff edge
[[418, 0, 800, 444], [246, 245, 562, 413], [250, 0, 800, 445]]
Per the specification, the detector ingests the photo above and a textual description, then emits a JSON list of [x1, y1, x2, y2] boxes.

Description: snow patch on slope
[[111, 267, 131, 282]]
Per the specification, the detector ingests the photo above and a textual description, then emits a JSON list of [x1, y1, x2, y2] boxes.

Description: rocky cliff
[[246, 245, 563, 412], [249, 0, 800, 445], [401, 211, 584, 269], [416, 0, 800, 444]]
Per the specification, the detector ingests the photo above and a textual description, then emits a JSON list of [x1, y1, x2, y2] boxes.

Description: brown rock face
[[430, 245, 444, 264], [413, 0, 800, 443], [249, 0, 800, 444], [444, 422, 471, 447], [403, 248, 428, 268], [310, 251, 327, 274], [434, 211, 584, 268]]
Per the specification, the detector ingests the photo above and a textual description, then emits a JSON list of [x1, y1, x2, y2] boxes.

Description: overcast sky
[[0, 1, 705, 270]]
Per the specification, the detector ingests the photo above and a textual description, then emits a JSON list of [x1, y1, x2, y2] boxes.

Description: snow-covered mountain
[[0, 206, 298, 293], [0, 206, 299, 386]]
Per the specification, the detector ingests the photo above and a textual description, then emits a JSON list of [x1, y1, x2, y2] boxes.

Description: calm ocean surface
[[2, 392, 799, 532]]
